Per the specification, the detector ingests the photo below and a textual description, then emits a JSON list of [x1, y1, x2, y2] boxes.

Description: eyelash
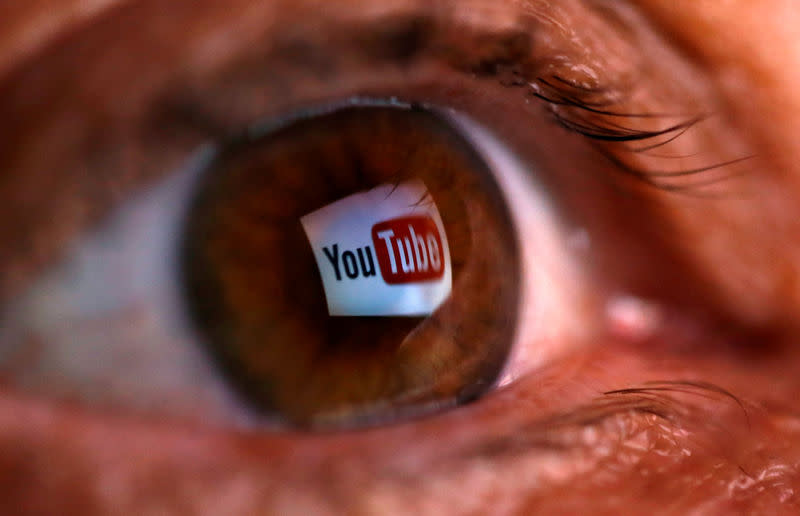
[[536, 75, 754, 195], [495, 70, 751, 196]]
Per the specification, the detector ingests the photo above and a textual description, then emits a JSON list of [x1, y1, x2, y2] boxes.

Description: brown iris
[[180, 103, 519, 428]]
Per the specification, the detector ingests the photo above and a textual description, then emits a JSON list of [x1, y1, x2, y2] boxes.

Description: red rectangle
[[371, 216, 446, 284]]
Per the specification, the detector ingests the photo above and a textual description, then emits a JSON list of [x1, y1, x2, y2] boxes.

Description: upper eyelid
[[158, 5, 647, 151], [169, 4, 733, 195]]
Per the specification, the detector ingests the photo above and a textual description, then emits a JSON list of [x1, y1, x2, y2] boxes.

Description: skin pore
[[3, 0, 800, 513]]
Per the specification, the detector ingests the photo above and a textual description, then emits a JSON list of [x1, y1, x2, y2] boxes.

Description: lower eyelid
[[0, 342, 772, 514]]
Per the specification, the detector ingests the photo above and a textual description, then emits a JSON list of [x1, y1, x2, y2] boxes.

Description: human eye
[[1, 0, 796, 514]]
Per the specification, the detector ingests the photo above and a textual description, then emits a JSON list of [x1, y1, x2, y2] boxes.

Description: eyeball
[[0, 99, 588, 431]]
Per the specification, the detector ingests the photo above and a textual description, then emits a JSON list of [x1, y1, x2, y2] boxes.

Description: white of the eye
[[443, 110, 593, 386], [0, 145, 262, 428]]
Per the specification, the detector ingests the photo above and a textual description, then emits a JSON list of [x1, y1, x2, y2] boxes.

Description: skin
[[2, 0, 800, 513]]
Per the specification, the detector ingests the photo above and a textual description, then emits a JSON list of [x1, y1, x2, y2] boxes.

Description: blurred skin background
[[2, 0, 800, 514]]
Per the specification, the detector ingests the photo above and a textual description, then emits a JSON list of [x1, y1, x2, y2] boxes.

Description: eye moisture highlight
[[180, 103, 520, 428]]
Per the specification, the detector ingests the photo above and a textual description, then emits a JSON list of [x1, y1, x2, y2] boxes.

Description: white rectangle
[[300, 180, 452, 316]]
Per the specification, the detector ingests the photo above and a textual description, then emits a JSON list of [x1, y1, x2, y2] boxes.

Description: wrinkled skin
[[3, 1, 800, 514]]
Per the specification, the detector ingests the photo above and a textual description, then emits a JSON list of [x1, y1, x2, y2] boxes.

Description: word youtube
[[322, 216, 445, 285], [301, 180, 451, 316]]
